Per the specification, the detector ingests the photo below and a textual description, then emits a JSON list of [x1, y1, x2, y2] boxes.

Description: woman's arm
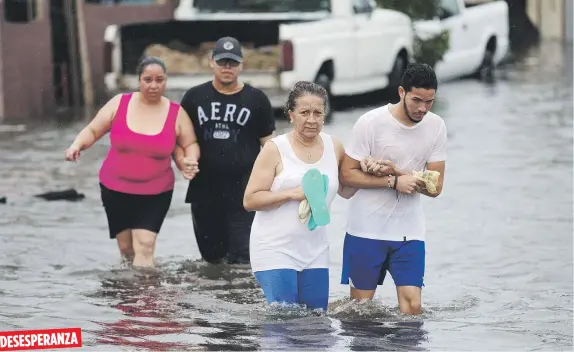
[[175, 108, 200, 162], [69, 94, 121, 150], [333, 137, 358, 199], [243, 141, 304, 211]]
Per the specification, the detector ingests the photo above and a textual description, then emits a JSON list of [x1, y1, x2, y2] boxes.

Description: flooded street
[[1, 41, 572, 351]]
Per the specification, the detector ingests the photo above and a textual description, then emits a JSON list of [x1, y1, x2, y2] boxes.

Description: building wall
[[526, 0, 568, 41], [566, 0, 573, 42], [0, 12, 4, 119], [82, 2, 174, 105], [0, 0, 174, 120], [540, 0, 565, 39], [0, 1, 54, 120]]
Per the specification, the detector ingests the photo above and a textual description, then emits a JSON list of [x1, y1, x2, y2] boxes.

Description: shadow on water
[[338, 320, 428, 351]]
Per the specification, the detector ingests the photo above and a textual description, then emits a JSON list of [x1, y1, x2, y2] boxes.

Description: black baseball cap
[[212, 36, 243, 63]]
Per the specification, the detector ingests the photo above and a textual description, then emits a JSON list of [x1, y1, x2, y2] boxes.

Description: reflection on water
[[81, 262, 432, 351], [0, 42, 572, 351], [86, 263, 263, 351], [94, 280, 189, 351]]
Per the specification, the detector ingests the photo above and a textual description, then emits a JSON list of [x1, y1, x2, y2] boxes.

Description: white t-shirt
[[345, 104, 447, 242]]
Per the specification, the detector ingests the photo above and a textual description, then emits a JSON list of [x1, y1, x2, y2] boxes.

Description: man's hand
[[396, 175, 426, 195]]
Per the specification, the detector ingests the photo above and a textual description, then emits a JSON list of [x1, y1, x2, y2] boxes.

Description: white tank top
[[249, 132, 339, 273]]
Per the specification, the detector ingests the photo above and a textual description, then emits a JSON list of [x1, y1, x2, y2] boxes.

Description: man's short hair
[[401, 63, 437, 92]]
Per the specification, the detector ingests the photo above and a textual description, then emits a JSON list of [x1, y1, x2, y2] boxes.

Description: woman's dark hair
[[136, 56, 167, 78], [285, 81, 329, 116]]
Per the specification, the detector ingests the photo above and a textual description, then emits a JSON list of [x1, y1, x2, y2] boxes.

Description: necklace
[[291, 133, 318, 160]]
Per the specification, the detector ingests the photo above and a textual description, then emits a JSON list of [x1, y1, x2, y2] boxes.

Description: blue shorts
[[254, 268, 329, 310], [340, 233, 425, 290]]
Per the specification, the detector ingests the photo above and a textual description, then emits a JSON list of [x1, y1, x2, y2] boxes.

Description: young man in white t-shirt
[[339, 63, 447, 315]]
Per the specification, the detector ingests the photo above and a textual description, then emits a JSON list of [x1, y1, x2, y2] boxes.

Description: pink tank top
[[99, 93, 179, 195]]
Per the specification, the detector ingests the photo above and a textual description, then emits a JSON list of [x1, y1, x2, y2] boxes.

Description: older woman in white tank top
[[243, 81, 355, 311]]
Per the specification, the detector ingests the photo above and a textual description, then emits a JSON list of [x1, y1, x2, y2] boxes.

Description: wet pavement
[[0, 41, 572, 351]]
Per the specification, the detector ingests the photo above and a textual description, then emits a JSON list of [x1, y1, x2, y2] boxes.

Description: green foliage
[[414, 30, 450, 68], [374, 0, 441, 20], [374, 0, 450, 68]]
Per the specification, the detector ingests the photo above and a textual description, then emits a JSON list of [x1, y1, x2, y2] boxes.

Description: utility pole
[[64, 0, 81, 109], [75, 0, 94, 108]]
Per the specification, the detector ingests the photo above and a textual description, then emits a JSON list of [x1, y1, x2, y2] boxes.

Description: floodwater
[[1, 41, 572, 351]]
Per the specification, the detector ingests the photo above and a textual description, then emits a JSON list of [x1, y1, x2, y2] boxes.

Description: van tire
[[388, 54, 406, 92]]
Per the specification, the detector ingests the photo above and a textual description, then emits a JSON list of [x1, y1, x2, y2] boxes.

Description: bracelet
[[393, 175, 399, 190], [387, 176, 393, 188]]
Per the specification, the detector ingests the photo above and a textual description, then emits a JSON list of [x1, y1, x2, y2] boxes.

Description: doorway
[[49, 0, 82, 108]]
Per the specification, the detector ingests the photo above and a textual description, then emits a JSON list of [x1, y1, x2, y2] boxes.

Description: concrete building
[[526, 0, 573, 42], [0, 0, 174, 121]]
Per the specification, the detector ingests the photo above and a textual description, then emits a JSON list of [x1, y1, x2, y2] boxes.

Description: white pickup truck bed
[[104, 0, 414, 119]]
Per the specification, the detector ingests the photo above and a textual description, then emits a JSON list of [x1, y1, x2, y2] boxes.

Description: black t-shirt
[[180, 81, 276, 207]]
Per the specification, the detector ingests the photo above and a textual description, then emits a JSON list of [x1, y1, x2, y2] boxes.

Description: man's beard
[[403, 100, 422, 124]]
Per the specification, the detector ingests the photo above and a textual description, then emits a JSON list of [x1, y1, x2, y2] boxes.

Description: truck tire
[[314, 73, 334, 123], [475, 48, 495, 82], [388, 54, 406, 92]]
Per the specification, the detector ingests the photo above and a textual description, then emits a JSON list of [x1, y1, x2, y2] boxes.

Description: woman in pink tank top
[[64, 57, 201, 269]]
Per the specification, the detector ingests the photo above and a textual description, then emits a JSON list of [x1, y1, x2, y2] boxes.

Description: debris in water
[[34, 189, 85, 201]]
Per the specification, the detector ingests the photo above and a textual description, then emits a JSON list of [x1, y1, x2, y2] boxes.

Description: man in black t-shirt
[[173, 36, 276, 265]]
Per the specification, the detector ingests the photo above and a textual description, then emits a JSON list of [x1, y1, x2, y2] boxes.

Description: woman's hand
[[64, 145, 81, 162], [289, 186, 306, 201], [181, 157, 199, 180], [361, 157, 396, 176], [369, 160, 396, 176]]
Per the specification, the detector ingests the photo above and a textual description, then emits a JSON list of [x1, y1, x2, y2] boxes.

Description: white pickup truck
[[104, 0, 414, 120], [413, 0, 510, 81]]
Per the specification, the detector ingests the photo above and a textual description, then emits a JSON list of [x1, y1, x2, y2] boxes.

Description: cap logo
[[223, 41, 234, 50]]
